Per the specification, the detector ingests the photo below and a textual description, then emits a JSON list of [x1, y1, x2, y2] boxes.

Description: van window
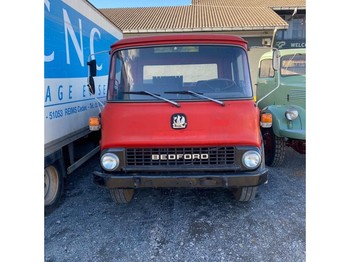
[[259, 59, 274, 78], [281, 54, 306, 76]]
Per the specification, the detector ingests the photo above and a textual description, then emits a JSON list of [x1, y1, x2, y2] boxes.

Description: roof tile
[[192, 0, 306, 8], [101, 6, 289, 33]]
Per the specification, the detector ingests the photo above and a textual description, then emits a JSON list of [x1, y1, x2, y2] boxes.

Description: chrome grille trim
[[126, 147, 236, 167]]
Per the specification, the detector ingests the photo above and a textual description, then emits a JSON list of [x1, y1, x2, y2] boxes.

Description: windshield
[[281, 53, 306, 76], [107, 45, 253, 102]]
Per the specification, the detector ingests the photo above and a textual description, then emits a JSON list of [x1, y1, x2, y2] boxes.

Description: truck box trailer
[[44, 0, 122, 211]]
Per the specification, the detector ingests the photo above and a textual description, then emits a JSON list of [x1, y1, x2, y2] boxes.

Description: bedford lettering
[[152, 154, 209, 160]]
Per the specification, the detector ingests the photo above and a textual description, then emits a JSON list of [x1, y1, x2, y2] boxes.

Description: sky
[[89, 0, 191, 8]]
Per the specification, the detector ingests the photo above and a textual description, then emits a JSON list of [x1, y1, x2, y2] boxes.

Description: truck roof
[[110, 34, 248, 50]]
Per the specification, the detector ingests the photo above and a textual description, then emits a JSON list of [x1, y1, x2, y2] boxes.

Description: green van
[[256, 48, 306, 166]]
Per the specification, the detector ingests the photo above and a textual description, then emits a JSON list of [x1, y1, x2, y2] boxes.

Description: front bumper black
[[93, 168, 268, 189]]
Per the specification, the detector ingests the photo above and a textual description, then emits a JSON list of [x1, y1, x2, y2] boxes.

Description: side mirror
[[87, 59, 97, 77], [272, 49, 281, 71], [87, 59, 97, 95], [88, 76, 95, 95]]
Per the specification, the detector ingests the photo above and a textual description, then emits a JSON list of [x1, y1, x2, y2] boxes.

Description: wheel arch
[[45, 149, 66, 178]]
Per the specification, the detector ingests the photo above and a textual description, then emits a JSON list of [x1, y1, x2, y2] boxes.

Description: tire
[[262, 128, 286, 167], [45, 164, 63, 212], [110, 188, 135, 204], [233, 186, 258, 202]]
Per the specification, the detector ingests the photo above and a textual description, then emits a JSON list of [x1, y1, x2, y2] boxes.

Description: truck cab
[[88, 34, 269, 204], [256, 48, 306, 166]]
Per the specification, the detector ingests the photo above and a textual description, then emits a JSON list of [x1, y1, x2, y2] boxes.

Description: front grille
[[288, 89, 306, 102], [126, 147, 235, 168]]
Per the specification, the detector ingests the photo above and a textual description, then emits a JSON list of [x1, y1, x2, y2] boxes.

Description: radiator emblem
[[172, 114, 187, 129]]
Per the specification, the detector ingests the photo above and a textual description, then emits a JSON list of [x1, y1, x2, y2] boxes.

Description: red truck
[[87, 34, 270, 204]]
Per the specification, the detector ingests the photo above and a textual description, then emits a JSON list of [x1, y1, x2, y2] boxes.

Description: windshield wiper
[[123, 91, 180, 107], [165, 90, 225, 107]]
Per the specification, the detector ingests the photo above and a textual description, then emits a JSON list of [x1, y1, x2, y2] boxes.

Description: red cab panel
[[101, 100, 261, 150]]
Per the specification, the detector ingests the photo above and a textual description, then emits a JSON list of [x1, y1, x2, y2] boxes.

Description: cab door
[[256, 58, 276, 109]]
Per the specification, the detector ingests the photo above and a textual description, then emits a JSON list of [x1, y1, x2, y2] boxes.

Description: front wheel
[[262, 128, 286, 167], [232, 186, 258, 202], [44, 164, 63, 212], [110, 188, 135, 204]]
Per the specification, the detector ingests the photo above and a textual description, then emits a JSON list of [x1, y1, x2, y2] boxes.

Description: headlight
[[242, 151, 261, 169], [101, 153, 119, 171], [285, 107, 299, 121]]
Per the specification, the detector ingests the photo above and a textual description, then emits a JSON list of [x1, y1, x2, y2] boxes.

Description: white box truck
[[44, 0, 122, 211]]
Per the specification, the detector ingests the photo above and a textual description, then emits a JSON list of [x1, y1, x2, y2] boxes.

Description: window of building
[[276, 14, 306, 40]]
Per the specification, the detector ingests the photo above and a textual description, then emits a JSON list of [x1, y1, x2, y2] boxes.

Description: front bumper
[[93, 169, 268, 189]]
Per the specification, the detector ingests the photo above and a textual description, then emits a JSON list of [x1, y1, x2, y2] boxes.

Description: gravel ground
[[44, 147, 305, 262]]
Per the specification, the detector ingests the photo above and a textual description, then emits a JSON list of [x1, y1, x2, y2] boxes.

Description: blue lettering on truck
[[44, 0, 119, 110], [44, 0, 122, 144], [44, 0, 117, 78]]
